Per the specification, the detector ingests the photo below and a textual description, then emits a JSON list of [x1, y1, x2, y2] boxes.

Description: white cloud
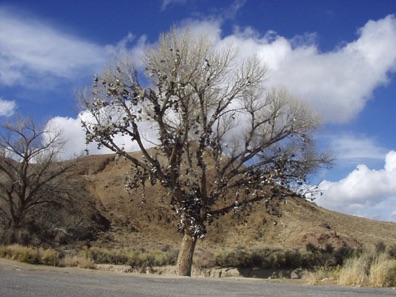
[[0, 5, 155, 90], [0, 97, 16, 116], [316, 151, 396, 221], [327, 133, 388, 162], [227, 0, 247, 19], [161, 0, 186, 10], [46, 112, 159, 160], [0, 7, 110, 88], [178, 19, 223, 41], [45, 116, 89, 160], [3, 5, 396, 126], [193, 15, 396, 123]]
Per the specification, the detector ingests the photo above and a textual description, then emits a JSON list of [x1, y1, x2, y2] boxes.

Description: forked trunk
[[177, 232, 197, 276]]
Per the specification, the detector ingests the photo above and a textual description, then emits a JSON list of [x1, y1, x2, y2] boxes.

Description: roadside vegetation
[[305, 242, 396, 287], [0, 244, 178, 270], [1, 242, 396, 287]]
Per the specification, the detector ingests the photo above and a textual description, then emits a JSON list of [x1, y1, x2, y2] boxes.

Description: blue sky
[[1, 0, 396, 222]]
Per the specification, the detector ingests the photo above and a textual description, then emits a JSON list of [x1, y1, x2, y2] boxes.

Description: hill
[[71, 152, 396, 255]]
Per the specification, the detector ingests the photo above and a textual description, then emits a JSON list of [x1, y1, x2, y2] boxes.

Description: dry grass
[[337, 254, 370, 286], [60, 255, 96, 269], [304, 268, 338, 285], [87, 246, 178, 268], [0, 244, 176, 270], [0, 244, 60, 266], [2, 242, 396, 287], [79, 153, 396, 254], [306, 249, 396, 287], [369, 253, 396, 287], [39, 248, 60, 266], [0, 244, 40, 264]]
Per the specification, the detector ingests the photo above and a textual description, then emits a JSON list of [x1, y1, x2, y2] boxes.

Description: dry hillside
[[72, 153, 396, 254]]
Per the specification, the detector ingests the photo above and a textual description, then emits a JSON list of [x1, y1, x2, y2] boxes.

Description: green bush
[[303, 244, 357, 268], [214, 248, 304, 269], [284, 249, 303, 268], [88, 246, 129, 264], [213, 245, 360, 270], [128, 248, 178, 268], [214, 247, 254, 268]]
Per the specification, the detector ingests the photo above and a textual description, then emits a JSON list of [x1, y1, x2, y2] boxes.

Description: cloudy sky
[[1, 0, 396, 222]]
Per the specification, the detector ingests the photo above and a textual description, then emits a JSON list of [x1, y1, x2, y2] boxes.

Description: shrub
[[84, 246, 178, 269], [88, 247, 129, 264], [331, 245, 356, 267], [0, 245, 180, 270], [214, 248, 305, 269], [336, 251, 396, 287], [0, 245, 88, 268], [214, 247, 255, 268], [3, 245, 39, 264], [60, 255, 96, 269], [387, 244, 396, 259], [0, 245, 61, 265], [270, 250, 287, 268], [307, 249, 396, 288], [284, 249, 303, 268], [39, 248, 60, 266], [375, 241, 386, 254], [0, 245, 7, 258], [303, 244, 357, 268]]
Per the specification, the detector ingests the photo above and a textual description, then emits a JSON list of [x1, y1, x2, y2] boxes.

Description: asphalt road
[[1, 259, 395, 297]]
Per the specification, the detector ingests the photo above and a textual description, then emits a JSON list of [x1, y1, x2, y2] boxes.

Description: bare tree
[[80, 28, 333, 276], [0, 117, 76, 244]]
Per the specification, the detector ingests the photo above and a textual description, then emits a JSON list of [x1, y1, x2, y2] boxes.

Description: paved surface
[[1, 259, 395, 297]]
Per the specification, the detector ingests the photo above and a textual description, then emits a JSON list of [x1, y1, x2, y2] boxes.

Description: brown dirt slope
[[74, 153, 396, 252]]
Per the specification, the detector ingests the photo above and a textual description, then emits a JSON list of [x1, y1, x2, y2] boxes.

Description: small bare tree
[[80, 28, 332, 276], [0, 117, 76, 244]]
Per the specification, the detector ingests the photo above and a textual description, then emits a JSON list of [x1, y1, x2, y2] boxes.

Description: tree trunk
[[5, 221, 20, 244], [177, 232, 197, 276]]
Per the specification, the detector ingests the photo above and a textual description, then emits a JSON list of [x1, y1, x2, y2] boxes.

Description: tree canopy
[[0, 117, 76, 244], [80, 28, 332, 276]]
